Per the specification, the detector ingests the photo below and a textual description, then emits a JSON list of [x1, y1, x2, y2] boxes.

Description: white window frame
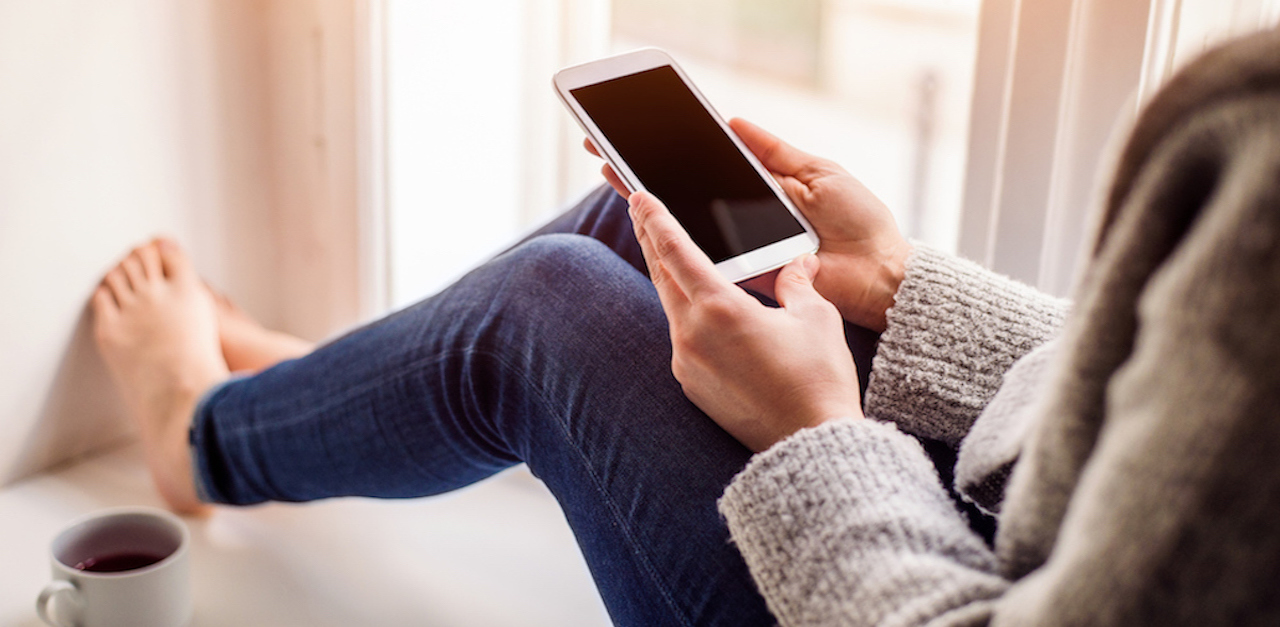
[[263, 0, 368, 339], [961, 0, 1280, 296], [960, 0, 1152, 296], [356, 0, 390, 320]]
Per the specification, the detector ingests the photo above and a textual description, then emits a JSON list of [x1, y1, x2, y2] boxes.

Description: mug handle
[[36, 580, 79, 627]]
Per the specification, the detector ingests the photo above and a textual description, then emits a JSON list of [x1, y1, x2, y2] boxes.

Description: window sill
[[1, 444, 608, 626]]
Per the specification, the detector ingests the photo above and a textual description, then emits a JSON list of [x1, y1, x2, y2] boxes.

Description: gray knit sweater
[[719, 30, 1280, 626]]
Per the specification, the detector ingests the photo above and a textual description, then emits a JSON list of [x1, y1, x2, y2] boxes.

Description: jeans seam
[[477, 348, 696, 627]]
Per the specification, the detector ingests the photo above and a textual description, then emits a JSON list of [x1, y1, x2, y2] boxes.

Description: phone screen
[[571, 66, 806, 263]]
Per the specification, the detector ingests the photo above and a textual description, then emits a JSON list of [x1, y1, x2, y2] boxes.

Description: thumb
[[774, 254, 826, 311], [730, 117, 813, 178]]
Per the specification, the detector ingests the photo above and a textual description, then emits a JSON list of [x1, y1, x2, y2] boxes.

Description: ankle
[[221, 328, 315, 373], [143, 399, 208, 515]]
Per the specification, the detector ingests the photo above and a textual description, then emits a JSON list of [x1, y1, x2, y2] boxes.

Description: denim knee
[[480, 233, 664, 343], [501, 233, 642, 287]]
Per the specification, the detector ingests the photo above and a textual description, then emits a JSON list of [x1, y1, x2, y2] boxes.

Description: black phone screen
[[571, 66, 805, 263]]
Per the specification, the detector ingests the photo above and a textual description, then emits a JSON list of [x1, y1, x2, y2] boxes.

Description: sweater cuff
[[864, 244, 1068, 446], [720, 420, 1003, 627]]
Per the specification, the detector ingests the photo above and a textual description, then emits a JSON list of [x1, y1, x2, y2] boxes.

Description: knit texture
[[863, 245, 1067, 447], [720, 29, 1280, 627], [720, 420, 1008, 627], [954, 340, 1059, 516]]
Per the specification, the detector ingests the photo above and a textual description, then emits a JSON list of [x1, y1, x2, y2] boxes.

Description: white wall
[[0, 0, 366, 485]]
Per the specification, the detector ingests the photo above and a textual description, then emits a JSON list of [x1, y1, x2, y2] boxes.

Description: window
[[610, 0, 983, 252], [381, 0, 981, 307], [384, 1, 538, 309], [377, 0, 1280, 309]]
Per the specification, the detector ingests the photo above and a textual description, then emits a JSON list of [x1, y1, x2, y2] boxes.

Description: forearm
[[720, 420, 1008, 627]]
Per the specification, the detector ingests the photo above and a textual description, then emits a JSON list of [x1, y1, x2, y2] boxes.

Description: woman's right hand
[[584, 118, 910, 332]]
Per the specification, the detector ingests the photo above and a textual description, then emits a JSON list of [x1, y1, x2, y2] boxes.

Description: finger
[[773, 254, 832, 316], [139, 241, 163, 279], [730, 118, 822, 180], [104, 268, 133, 304], [601, 164, 629, 197], [582, 136, 631, 196], [646, 257, 692, 317], [629, 195, 690, 314], [774, 175, 810, 205], [628, 191, 726, 302]]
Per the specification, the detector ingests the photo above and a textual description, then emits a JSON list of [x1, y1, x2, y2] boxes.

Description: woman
[[92, 30, 1280, 625]]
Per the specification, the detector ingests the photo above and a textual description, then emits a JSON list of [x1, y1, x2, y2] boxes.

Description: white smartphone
[[553, 48, 819, 283]]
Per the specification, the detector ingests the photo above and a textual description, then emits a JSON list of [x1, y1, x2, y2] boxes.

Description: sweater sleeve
[[863, 244, 1068, 447], [720, 420, 1010, 627]]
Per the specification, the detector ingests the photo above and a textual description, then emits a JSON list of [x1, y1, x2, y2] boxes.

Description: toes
[[91, 286, 119, 346], [139, 242, 164, 279], [122, 253, 148, 291], [91, 285, 119, 318], [156, 238, 194, 280], [104, 268, 133, 305]]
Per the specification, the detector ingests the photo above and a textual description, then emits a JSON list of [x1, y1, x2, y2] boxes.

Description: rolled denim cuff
[[188, 373, 249, 504]]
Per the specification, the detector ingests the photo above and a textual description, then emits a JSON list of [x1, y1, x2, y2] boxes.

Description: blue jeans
[[189, 187, 881, 626]]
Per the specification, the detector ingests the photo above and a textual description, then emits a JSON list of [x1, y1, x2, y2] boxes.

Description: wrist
[[761, 413, 860, 453], [802, 398, 865, 430], [832, 240, 910, 332], [866, 240, 910, 332], [808, 413, 861, 429]]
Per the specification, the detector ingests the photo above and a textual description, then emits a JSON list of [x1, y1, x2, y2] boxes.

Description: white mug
[[36, 507, 192, 627]]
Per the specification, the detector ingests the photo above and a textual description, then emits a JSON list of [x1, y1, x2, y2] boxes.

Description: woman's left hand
[[628, 191, 864, 453]]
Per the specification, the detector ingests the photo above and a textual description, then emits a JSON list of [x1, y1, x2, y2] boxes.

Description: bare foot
[[91, 239, 227, 514], [207, 287, 315, 373]]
